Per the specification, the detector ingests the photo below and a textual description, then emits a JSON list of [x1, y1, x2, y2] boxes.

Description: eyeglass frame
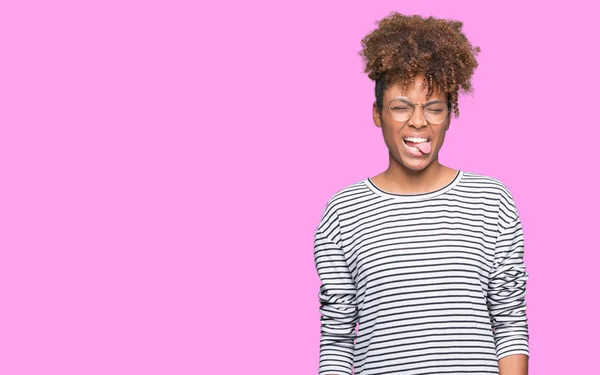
[[382, 96, 450, 124]]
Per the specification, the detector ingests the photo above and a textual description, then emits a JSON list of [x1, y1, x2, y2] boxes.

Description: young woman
[[313, 13, 529, 375]]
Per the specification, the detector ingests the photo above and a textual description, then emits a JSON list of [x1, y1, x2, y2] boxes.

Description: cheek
[[382, 125, 402, 149], [434, 132, 448, 151], [434, 125, 450, 144]]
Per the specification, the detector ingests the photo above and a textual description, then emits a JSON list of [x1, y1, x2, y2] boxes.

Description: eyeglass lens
[[388, 98, 448, 123]]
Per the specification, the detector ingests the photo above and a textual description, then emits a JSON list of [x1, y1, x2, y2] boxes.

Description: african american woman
[[313, 12, 530, 375]]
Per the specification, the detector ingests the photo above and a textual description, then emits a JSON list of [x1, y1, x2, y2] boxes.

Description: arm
[[488, 216, 530, 375], [313, 228, 358, 375], [498, 354, 528, 375]]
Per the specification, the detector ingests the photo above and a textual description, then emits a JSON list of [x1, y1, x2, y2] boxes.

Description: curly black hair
[[359, 12, 481, 117]]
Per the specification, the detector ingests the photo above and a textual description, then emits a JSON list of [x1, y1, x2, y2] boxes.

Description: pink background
[[0, 1, 598, 374]]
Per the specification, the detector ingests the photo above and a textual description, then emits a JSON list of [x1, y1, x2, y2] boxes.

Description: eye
[[424, 104, 446, 114], [390, 106, 411, 112]]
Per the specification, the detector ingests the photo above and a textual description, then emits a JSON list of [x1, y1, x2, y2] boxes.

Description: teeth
[[403, 137, 429, 143]]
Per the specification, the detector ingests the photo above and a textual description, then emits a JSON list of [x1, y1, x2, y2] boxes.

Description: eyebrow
[[391, 96, 444, 105]]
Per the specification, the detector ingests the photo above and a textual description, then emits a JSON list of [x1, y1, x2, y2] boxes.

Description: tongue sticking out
[[406, 140, 432, 154], [415, 141, 431, 154]]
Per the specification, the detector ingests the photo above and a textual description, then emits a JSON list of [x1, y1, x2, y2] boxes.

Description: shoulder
[[459, 170, 520, 222], [315, 178, 369, 231], [326, 178, 368, 207], [460, 170, 512, 193], [460, 170, 515, 199]]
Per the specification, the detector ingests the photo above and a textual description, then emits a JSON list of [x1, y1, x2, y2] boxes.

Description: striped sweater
[[313, 170, 529, 375]]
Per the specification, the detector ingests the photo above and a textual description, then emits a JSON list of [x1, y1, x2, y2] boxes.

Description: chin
[[398, 155, 434, 171], [403, 161, 430, 171]]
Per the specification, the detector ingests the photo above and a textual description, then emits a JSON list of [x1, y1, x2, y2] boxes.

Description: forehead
[[385, 77, 446, 102]]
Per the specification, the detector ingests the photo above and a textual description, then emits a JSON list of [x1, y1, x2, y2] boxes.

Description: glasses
[[384, 97, 449, 124]]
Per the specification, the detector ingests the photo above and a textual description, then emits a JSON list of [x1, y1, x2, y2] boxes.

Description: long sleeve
[[313, 217, 359, 375], [487, 216, 530, 360]]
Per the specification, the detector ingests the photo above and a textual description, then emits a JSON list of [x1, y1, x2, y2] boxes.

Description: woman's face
[[373, 73, 451, 172]]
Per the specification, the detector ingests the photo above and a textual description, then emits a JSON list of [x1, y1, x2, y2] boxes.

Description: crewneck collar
[[364, 170, 463, 202]]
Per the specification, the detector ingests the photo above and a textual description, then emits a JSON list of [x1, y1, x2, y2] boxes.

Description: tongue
[[407, 141, 432, 154], [416, 141, 431, 154]]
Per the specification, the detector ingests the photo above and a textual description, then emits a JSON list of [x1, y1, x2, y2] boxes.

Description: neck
[[382, 155, 449, 194]]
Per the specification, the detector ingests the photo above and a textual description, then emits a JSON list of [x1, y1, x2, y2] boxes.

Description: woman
[[313, 13, 530, 375]]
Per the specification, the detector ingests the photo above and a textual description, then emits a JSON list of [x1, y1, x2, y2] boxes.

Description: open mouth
[[402, 137, 432, 155]]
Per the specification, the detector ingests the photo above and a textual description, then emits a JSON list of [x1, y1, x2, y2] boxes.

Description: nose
[[408, 105, 427, 128]]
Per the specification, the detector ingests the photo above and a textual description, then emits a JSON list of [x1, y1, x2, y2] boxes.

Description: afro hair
[[359, 12, 481, 117]]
